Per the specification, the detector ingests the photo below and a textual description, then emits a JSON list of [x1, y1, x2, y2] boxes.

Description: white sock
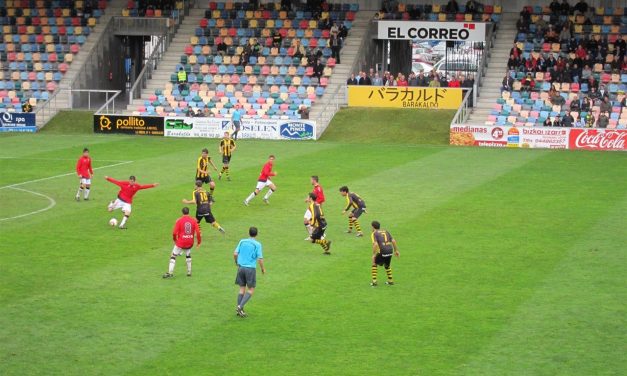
[[245, 192, 256, 203], [84, 188, 90, 199], [168, 257, 176, 274], [263, 189, 274, 200], [76, 187, 82, 197], [186, 257, 192, 274], [120, 215, 128, 227]]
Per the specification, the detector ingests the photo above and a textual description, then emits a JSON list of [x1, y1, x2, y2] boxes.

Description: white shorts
[[80, 178, 91, 185], [108, 198, 132, 213], [304, 209, 312, 221], [172, 246, 192, 257], [255, 179, 273, 190]]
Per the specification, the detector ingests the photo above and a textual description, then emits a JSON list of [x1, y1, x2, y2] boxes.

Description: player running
[[306, 193, 332, 255], [163, 207, 202, 278], [339, 186, 367, 237], [75, 148, 93, 201], [304, 176, 325, 240], [370, 220, 400, 286], [182, 180, 225, 234], [105, 175, 159, 229], [196, 148, 218, 199], [218, 131, 236, 181], [244, 155, 277, 206]]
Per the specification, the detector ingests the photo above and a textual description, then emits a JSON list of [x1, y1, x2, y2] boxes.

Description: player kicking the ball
[[106, 175, 158, 229], [75, 148, 93, 201], [182, 180, 225, 234], [163, 207, 201, 278], [243, 155, 277, 206]]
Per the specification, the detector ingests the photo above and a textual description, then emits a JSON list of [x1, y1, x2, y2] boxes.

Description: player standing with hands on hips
[[234, 227, 265, 317], [75, 148, 93, 201], [244, 155, 277, 206], [163, 207, 202, 278]]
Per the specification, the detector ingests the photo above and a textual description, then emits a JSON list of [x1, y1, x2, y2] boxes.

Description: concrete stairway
[[465, 12, 519, 126], [36, 0, 126, 127], [124, 7, 205, 113], [309, 11, 373, 135]]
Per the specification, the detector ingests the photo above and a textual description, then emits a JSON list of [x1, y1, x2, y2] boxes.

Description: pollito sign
[[377, 21, 486, 42]]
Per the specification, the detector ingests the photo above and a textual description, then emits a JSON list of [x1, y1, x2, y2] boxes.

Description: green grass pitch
[[0, 109, 625, 375]]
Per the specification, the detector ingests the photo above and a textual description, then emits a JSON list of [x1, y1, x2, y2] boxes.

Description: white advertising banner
[[450, 125, 569, 149], [164, 117, 317, 140], [377, 20, 487, 42]]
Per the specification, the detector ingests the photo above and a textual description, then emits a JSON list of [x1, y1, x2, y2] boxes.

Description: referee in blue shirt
[[234, 227, 265, 317], [231, 105, 242, 140]]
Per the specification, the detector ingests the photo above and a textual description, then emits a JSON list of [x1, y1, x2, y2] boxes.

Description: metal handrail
[[95, 90, 123, 115], [129, 35, 167, 101], [450, 89, 473, 126]]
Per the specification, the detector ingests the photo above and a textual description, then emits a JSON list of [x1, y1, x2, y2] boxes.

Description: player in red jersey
[[75, 148, 94, 201], [105, 175, 159, 229], [243, 155, 277, 206], [304, 176, 325, 240], [163, 207, 202, 278]]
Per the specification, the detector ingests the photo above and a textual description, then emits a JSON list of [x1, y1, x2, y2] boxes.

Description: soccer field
[[1, 112, 626, 375]]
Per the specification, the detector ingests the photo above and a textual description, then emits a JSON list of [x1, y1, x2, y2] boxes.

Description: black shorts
[[311, 226, 326, 241], [196, 212, 215, 223], [374, 253, 392, 268], [235, 266, 256, 287], [196, 175, 212, 184], [222, 155, 231, 164], [233, 120, 241, 129], [351, 207, 365, 219]]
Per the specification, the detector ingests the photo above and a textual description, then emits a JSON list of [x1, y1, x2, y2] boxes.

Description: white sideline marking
[[0, 187, 57, 222], [0, 160, 133, 222], [0, 157, 130, 162], [0, 161, 133, 190]]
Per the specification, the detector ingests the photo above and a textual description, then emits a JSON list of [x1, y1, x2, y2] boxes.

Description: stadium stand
[[484, 4, 627, 128], [0, 0, 108, 111], [374, 0, 501, 23], [133, 2, 359, 119], [122, 0, 183, 18]]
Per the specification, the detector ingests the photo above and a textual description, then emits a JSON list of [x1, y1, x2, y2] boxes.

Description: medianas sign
[[93, 115, 164, 136], [377, 21, 486, 42]]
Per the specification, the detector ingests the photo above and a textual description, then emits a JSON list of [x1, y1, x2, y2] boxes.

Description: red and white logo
[[491, 127, 504, 140], [569, 129, 627, 150], [463, 23, 476, 30]]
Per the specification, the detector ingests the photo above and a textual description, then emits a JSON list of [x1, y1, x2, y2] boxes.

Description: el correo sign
[[377, 21, 486, 42]]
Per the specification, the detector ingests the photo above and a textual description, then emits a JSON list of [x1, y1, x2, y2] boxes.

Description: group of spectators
[[375, 0, 487, 20], [130, 0, 179, 17]]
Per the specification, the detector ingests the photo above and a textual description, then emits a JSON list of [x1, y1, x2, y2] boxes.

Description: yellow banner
[[347, 86, 463, 109]]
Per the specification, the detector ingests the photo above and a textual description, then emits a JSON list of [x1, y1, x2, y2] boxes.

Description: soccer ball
[[109, 218, 118, 227]]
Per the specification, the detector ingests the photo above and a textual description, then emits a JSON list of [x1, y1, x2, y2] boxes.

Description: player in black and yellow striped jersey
[[339, 186, 366, 237], [196, 148, 218, 199], [370, 221, 399, 286], [218, 132, 236, 181], [182, 180, 225, 234], [306, 193, 332, 255]]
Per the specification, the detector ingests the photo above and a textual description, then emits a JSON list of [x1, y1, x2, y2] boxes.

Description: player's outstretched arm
[[138, 183, 159, 190], [210, 159, 219, 171]]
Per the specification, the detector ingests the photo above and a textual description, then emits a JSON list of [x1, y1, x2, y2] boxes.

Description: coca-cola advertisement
[[569, 129, 627, 151]]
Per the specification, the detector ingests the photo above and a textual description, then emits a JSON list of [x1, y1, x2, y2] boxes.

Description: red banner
[[568, 129, 627, 151]]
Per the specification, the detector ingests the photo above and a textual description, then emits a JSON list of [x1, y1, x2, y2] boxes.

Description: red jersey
[[258, 161, 276, 181], [172, 215, 201, 249], [312, 184, 325, 204], [106, 177, 156, 203], [76, 156, 93, 178]]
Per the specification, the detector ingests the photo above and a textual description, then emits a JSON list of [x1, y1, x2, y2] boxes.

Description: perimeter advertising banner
[[348, 86, 463, 109], [164, 117, 317, 140], [450, 125, 626, 151], [377, 20, 487, 42], [93, 114, 164, 136], [0, 112, 37, 132]]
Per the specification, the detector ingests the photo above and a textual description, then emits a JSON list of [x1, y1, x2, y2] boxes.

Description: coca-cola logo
[[571, 130, 627, 150]]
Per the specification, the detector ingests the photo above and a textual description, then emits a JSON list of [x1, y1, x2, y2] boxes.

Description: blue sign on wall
[[0, 112, 37, 132], [279, 122, 315, 140]]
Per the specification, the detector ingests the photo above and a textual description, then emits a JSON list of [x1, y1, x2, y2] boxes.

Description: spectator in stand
[[465, 0, 479, 14], [330, 34, 341, 64], [553, 115, 562, 127], [516, 16, 530, 33], [21, 101, 32, 113], [543, 117, 553, 126], [573, 0, 588, 15], [549, 0, 561, 14], [614, 35, 626, 59], [347, 73, 358, 85], [313, 58, 324, 79], [507, 54, 520, 71], [549, 86, 565, 105], [598, 84, 609, 100], [177, 66, 187, 92], [544, 26, 559, 43], [298, 105, 309, 119], [448, 75, 460, 88], [416, 71, 429, 86], [535, 17, 548, 39], [360, 71, 372, 85], [562, 112, 574, 127], [502, 73, 514, 92], [186, 106, 195, 117], [584, 112, 595, 128], [372, 73, 383, 86], [272, 30, 282, 48], [570, 94, 581, 111], [339, 23, 348, 40], [510, 43, 522, 59], [525, 55, 538, 72], [293, 39, 306, 59], [581, 64, 592, 80], [445, 0, 459, 13], [429, 74, 441, 87], [280, 0, 292, 11], [581, 96, 591, 112], [571, 63, 581, 83], [520, 6, 531, 23], [396, 73, 408, 86], [589, 86, 601, 102], [408, 72, 418, 86], [537, 55, 547, 72], [600, 96, 612, 113], [439, 73, 449, 87], [217, 40, 227, 55], [597, 112, 609, 128], [560, 0, 570, 15], [587, 75, 598, 91], [521, 73, 534, 91], [330, 22, 339, 38]]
